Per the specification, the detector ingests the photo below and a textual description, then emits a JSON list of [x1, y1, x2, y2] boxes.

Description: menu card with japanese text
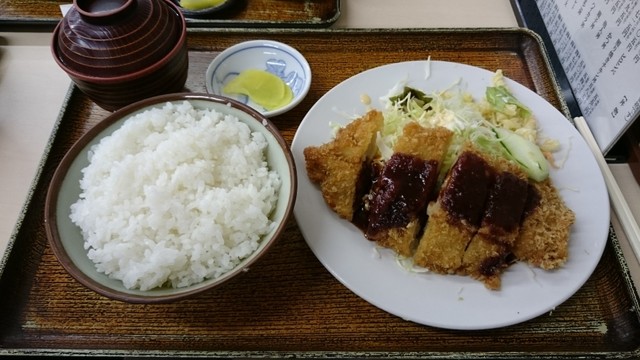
[[520, 0, 640, 154]]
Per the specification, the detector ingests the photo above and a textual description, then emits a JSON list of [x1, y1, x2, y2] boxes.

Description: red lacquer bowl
[[51, 0, 189, 111]]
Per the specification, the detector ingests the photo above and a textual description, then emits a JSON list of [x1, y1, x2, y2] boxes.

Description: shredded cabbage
[[373, 70, 553, 181]]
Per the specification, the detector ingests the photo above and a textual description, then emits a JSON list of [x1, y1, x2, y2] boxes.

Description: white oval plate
[[291, 60, 609, 330]]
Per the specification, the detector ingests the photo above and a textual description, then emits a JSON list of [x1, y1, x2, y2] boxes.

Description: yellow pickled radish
[[179, 0, 225, 11], [222, 69, 294, 111]]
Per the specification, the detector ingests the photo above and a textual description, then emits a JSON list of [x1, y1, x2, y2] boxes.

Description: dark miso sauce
[[482, 171, 529, 233], [365, 153, 439, 237], [440, 151, 493, 227], [352, 160, 381, 232]]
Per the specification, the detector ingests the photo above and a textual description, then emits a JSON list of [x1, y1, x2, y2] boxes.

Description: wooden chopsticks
[[574, 116, 640, 264]]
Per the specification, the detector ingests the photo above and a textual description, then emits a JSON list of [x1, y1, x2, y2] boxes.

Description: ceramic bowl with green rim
[[44, 93, 297, 303]]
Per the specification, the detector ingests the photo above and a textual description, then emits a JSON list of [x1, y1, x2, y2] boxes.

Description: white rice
[[69, 101, 281, 291]]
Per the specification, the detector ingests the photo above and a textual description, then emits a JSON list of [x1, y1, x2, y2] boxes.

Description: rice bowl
[[45, 93, 296, 303]]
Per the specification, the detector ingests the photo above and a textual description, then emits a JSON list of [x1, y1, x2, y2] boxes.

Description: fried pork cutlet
[[513, 178, 575, 269], [305, 107, 575, 290], [303, 110, 384, 220], [461, 156, 529, 290], [413, 144, 494, 273], [366, 123, 453, 257]]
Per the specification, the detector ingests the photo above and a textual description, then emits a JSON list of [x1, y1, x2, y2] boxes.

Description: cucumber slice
[[493, 127, 549, 182]]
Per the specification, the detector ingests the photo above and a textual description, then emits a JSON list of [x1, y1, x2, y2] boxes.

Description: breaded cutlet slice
[[413, 201, 475, 273], [303, 110, 384, 220], [393, 123, 453, 160], [512, 178, 575, 270], [461, 155, 529, 290], [367, 123, 453, 257], [413, 144, 494, 273]]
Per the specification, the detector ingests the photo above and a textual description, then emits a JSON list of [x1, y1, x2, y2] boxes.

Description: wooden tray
[[2, 28, 640, 358], [0, 0, 340, 30]]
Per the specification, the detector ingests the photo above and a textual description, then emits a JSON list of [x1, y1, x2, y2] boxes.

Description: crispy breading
[[413, 144, 493, 273], [413, 202, 476, 273], [393, 122, 453, 160], [375, 220, 423, 257], [513, 178, 575, 270], [304, 106, 575, 290], [369, 123, 453, 257], [461, 237, 507, 289], [303, 110, 384, 220], [461, 155, 529, 290]]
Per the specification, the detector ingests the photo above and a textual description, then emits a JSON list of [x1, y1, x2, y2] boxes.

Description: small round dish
[[169, 0, 239, 18], [206, 40, 312, 118], [44, 93, 297, 303]]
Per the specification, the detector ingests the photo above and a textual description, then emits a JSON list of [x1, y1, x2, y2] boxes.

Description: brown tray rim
[[2, 27, 640, 358], [0, 0, 341, 31]]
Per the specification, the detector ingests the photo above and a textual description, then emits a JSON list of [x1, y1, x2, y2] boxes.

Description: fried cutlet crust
[[513, 178, 575, 270], [393, 122, 453, 160], [370, 123, 453, 257], [414, 201, 476, 273], [305, 108, 575, 290], [413, 144, 493, 273], [303, 110, 384, 220], [461, 155, 529, 290]]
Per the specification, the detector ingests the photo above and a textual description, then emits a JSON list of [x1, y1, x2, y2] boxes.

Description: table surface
[[1, 0, 639, 289]]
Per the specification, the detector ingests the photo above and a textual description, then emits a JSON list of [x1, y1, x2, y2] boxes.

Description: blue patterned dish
[[205, 40, 312, 117]]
